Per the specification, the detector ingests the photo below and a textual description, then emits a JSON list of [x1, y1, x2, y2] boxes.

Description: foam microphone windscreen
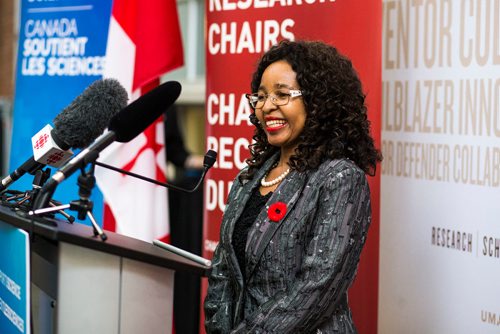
[[108, 81, 182, 143], [52, 78, 128, 149]]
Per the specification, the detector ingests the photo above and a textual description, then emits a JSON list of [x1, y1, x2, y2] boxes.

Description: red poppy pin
[[268, 202, 287, 222]]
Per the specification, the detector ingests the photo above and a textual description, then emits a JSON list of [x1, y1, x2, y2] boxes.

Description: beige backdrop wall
[[380, 0, 500, 333]]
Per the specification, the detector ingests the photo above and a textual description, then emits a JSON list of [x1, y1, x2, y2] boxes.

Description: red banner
[[203, 1, 382, 332]]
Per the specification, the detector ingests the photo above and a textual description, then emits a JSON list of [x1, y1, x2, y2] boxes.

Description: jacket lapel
[[220, 155, 279, 281], [244, 169, 308, 281]]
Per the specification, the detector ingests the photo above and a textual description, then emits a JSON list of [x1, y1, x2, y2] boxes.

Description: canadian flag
[[96, 0, 184, 242]]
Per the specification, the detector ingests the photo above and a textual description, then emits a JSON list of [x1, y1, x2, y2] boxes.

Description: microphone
[[94, 149, 217, 193], [33, 81, 182, 210], [0, 79, 128, 191]]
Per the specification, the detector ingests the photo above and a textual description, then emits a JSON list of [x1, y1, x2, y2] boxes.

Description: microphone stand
[[70, 163, 107, 241], [29, 153, 107, 241]]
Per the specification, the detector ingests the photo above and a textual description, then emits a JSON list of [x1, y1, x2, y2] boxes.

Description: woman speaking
[[204, 40, 382, 333]]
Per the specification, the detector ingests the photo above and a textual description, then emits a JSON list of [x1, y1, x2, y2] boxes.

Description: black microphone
[[33, 81, 182, 210], [0, 78, 128, 191], [94, 149, 217, 193], [202, 149, 217, 169]]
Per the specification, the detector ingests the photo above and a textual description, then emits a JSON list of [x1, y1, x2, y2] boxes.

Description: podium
[[0, 204, 209, 334]]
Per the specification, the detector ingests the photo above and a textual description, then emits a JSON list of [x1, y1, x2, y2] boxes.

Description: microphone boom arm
[[93, 149, 217, 193]]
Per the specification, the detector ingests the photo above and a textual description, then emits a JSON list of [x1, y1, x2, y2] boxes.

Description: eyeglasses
[[245, 90, 303, 109]]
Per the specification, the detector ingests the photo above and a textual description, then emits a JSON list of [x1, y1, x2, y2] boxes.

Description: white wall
[[380, 0, 500, 333]]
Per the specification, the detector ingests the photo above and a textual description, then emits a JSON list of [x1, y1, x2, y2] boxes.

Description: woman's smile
[[264, 116, 288, 132]]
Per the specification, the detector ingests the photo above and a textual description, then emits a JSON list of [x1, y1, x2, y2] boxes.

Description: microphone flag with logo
[[31, 124, 73, 167]]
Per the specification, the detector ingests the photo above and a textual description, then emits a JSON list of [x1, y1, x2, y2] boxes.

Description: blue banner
[[11, 0, 113, 225], [0, 221, 29, 334]]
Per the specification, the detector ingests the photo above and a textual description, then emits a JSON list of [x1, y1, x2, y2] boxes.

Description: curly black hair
[[242, 40, 382, 180]]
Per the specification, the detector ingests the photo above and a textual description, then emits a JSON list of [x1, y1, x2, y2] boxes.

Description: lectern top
[[0, 205, 210, 276]]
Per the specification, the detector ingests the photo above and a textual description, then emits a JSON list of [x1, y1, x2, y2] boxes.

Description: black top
[[232, 187, 272, 280]]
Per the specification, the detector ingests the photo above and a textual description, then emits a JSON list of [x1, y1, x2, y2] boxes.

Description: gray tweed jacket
[[204, 154, 372, 334]]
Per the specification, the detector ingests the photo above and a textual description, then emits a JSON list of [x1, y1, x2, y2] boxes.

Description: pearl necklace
[[261, 164, 290, 187]]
